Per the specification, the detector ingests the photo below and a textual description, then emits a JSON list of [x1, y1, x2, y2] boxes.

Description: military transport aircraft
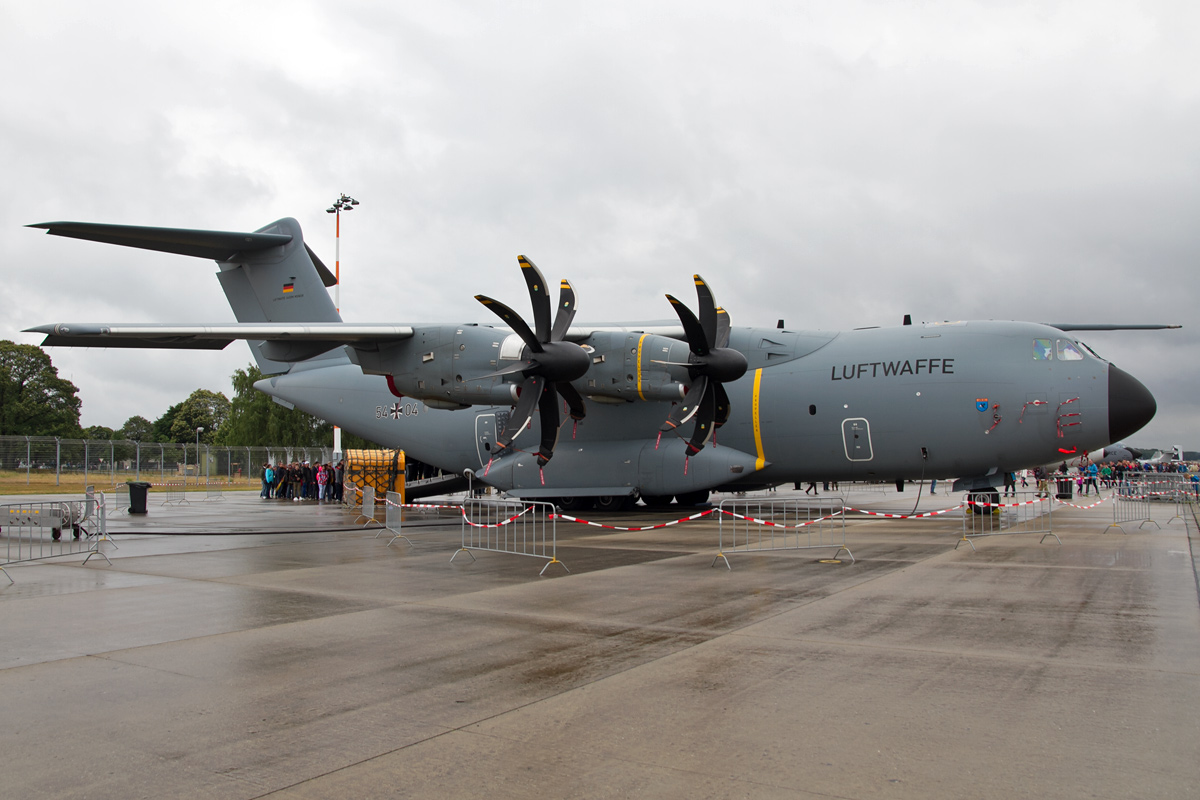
[[25, 217, 1170, 511]]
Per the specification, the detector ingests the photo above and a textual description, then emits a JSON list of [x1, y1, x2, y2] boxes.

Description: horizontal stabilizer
[[28, 221, 292, 261], [28, 220, 340, 289]]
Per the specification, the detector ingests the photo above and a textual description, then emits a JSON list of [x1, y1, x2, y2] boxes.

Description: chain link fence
[[0, 435, 335, 489]]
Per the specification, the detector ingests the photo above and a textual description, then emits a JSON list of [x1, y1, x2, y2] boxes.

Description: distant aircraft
[[25, 217, 1174, 510], [1087, 443, 1148, 463]]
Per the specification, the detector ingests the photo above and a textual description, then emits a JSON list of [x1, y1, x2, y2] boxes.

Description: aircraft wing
[[1045, 323, 1182, 331], [26, 321, 687, 351], [24, 323, 415, 350], [565, 323, 686, 341]]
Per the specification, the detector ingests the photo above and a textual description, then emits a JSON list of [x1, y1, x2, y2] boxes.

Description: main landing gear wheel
[[673, 490, 711, 507], [639, 494, 673, 508], [594, 495, 633, 512], [555, 496, 591, 513], [969, 489, 1000, 515]]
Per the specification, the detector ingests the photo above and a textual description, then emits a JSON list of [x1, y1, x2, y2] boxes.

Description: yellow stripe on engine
[[636, 334, 648, 400], [752, 368, 765, 471]]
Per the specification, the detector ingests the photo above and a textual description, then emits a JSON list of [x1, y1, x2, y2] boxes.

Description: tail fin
[[214, 218, 341, 373], [214, 218, 340, 325], [28, 217, 341, 374]]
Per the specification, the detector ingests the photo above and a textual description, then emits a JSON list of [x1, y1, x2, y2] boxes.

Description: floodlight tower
[[326, 193, 360, 459], [326, 193, 359, 314]]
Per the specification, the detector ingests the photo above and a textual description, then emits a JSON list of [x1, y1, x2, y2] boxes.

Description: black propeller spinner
[[474, 256, 590, 467], [659, 276, 749, 456]]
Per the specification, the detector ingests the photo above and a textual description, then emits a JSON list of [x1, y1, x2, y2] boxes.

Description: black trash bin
[[127, 481, 151, 514], [1055, 477, 1074, 500]]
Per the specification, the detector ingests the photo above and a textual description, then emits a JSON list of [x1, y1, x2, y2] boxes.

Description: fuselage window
[[1057, 340, 1084, 361], [1033, 338, 1053, 360]]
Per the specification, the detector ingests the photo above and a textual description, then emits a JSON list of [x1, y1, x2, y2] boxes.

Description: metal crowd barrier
[[342, 480, 361, 510], [957, 491, 1059, 550], [161, 482, 189, 505], [1133, 473, 1196, 525], [1110, 477, 1161, 533], [379, 493, 460, 548], [714, 497, 852, 569], [112, 482, 130, 513], [355, 486, 379, 527], [1122, 472, 1192, 502], [451, 498, 567, 575], [379, 490, 411, 546], [205, 483, 224, 501], [1, 493, 112, 582]]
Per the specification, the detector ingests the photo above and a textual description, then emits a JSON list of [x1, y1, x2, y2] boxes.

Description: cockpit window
[[1033, 339, 1053, 360], [1057, 340, 1084, 361]]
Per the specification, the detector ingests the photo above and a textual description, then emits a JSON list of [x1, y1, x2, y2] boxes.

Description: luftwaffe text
[[831, 358, 955, 380]]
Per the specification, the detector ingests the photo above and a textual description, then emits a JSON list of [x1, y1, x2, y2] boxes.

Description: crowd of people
[[1025, 458, 1197, 498], [926, 459, 1198, 499], [259, 460, 344, 502]]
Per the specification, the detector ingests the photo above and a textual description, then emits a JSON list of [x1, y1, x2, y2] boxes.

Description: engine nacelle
[[573, 331, 692, 403], [350, 326, 695, 409]]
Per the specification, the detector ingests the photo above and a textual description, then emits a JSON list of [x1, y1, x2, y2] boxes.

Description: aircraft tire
[[639, 494, 673, 508], [673, 490, 711, 507], [969, 489, 1000, 515], [555, 496, 592, 513], [594, 495, 633, 512]]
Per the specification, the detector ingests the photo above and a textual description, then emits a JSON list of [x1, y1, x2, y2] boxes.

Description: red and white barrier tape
[[551, 508, 717, 531], [845, 506, 964, 518], [719, 509, 846, 528], [382, 497, 462, 511], [460, 507, 534, 528], [961, 497, 1048, 510], [1054, 495, 1110, 509]]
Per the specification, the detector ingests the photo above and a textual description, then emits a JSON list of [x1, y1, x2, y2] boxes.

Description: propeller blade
[[660, 277, 744, 458], [686, 383, 718, 456], [557, 381, 587, 421], [713, 381, 732, 428], [714, 307, 731, 349], [665, 293, 709, 356], [517, 256, 552, 343], [496, 375, 544, 451], [536, 385, 560, 466], [476, 294, 543, 353], [549, 279, 577, 342], [661, 375, 708, 432], [694, 275, 718, 349], [470, 361, 532, 381]]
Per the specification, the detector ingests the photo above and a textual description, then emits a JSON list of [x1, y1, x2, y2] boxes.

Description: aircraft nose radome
[[1108, 364, 1156, 443]]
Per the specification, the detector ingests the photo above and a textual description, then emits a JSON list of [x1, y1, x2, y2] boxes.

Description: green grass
[[0, 470, 248, 496]]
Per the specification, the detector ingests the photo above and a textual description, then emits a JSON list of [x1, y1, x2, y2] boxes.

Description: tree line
[[0, 340, 374, 449]]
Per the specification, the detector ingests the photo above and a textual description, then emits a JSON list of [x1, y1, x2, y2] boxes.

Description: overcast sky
[[2, 1, 1196, 449]]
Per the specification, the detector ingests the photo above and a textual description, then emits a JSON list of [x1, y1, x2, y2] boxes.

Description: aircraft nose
[[1108, 364, 1156, 442]]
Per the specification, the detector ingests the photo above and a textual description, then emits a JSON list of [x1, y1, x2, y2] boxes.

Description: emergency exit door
[[842, 418, 873, 462]]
